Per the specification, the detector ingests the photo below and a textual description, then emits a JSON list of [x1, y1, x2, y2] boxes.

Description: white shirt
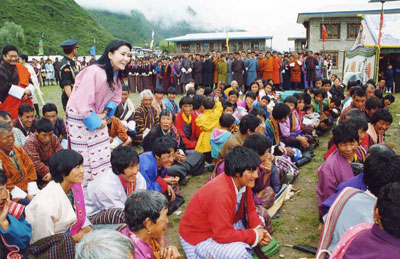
[[85, 168, 146, 216], [25, 181, 77, 243], [231, 177, 261, 247]]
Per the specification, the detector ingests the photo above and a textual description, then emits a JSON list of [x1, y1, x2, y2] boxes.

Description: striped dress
[[66, 65, 122, 188], [132, 104, 159, 145]]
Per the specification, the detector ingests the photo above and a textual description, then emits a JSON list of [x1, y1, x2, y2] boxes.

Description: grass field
[[39, 84, 400, 259]]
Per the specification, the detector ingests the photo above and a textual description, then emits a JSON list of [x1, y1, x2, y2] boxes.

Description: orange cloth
[[0, 63, 33, 119], [150, 238, 162, 259], [108, 116, 129, 143], [0, 145, 37, 193], [257, 58, 264, 79], [289, 58, 302, 82], [272, 57, 281, 84], [262, 57, 273, 80]]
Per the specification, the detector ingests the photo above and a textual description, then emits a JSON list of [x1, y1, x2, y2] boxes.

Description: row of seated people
[[313, 90, 398, 257], [0, 82, 397, 258], [2, 140, 400, 258], [0, 92, 305, 258], [0, 119, 277, 258]]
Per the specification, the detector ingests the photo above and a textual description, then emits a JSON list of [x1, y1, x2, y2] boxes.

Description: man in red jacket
[[179, 146, 272, 259]]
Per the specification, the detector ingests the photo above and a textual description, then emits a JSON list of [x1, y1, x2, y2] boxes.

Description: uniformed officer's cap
[[60, 39, 78, 50]]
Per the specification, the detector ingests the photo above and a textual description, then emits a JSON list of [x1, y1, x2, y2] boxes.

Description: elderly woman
[[133, 89, 159, 145], [25, 149, 92, 243], [143, 109, 204, 184], [331, 182, 400, 258], [119, 190, 181, 259], [76, 229, 135, 259], [143, 109, 184, 152]]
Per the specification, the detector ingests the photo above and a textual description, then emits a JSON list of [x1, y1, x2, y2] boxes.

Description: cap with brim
[[60, 39, 78, 50]]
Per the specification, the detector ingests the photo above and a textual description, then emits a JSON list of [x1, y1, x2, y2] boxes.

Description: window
[[324, 50, 339, 67], [320, 24, 340, 40], [251, 41, 259, 50], [222, 42, 227, 52], [181, 43, 190, 52], [347, 23, 361, 39], [238, 42, 243, 50], [196, 43, 201, 52], [209, 42, 214, 51]]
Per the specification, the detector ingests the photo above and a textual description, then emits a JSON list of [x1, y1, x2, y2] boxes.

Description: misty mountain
[[86, 8, 211, 46]]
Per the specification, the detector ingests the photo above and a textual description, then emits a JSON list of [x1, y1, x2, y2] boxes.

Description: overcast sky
[[76, 0, 400, 50]]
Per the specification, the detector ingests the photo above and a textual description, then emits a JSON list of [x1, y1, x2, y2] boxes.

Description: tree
[[0, 22, 25, 51], [159, 41, 175, 54]]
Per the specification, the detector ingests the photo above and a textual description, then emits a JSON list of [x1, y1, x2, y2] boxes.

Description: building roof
[[166, 32, 272, 42], [364, 13, 400, 46], [297, 8, 400, 24], [288, 37, 306, 41]]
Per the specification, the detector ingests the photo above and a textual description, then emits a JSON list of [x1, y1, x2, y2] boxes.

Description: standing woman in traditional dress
[[66, 40, 132, 187]]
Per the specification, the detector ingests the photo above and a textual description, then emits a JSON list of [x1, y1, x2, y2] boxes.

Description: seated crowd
[[0, 73, 399, 259]]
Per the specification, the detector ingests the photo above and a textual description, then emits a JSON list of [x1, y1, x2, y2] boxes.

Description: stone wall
[[307, 17, 361, 75]]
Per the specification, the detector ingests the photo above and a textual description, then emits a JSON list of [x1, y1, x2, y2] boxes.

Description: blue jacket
[[253, 102, 271, 119], [164, 97, 181, 114], [0, 214, 32, 250], [265, 119, 277, 146], [139, 152, 167, 192]]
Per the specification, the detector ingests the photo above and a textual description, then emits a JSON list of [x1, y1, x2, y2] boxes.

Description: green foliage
[[0, 0, 115, 55], [0, 22, 25, 51], [87, 9, 163, 47], [159, 41, 175, 54]]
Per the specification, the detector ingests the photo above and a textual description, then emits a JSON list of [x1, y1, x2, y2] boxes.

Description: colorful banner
[[90, 45, 96, 55], [343, 46, 376, 85], [322, 24, 327, 43], [37, 38, 43, 56], [226, 31, 230, 53]]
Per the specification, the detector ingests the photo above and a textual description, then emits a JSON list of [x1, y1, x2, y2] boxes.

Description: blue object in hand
[[104, 101, 117, 119], [82, 111, 103, 131]]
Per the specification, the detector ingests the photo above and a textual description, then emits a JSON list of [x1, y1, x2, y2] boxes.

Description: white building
[[297, 8, 400, 76], [166, 32, 272, 54]]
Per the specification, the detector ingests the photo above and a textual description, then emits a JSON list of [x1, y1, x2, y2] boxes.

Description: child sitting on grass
[[210, 113, 236, 161]]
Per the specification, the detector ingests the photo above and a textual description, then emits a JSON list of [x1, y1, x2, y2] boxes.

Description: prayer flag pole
[[150, 28, 155, 51], [90, 38, 96, 56], [37, 32, 44, 56], [225, 29, 230, 53], [321, 15, 326, 58], [368, 0, 400, 82]]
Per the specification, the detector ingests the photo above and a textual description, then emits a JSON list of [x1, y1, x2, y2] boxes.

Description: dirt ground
[[41, 85, 400, 259]]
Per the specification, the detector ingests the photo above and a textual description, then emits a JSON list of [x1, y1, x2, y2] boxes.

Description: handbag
[[166, 193, 185, 216]]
